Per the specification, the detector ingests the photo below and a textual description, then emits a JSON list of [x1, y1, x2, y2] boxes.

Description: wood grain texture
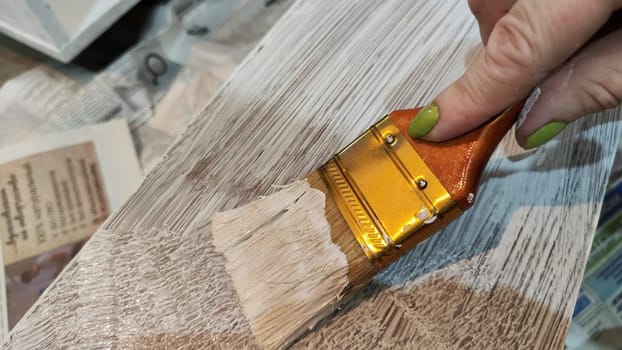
[[3, 0, 622, 349]]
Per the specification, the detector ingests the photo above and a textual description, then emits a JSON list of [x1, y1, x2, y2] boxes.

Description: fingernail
[[408, 103, 439, 138], [523, 121, 567, 149], [517, 87, 541, 129]]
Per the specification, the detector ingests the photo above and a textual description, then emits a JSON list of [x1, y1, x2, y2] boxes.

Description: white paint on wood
[[3, 0, 622, 348], [212, 180, 348, 349]]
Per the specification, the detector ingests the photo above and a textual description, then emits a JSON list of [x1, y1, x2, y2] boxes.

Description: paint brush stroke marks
[[212, 180, 348, 349]]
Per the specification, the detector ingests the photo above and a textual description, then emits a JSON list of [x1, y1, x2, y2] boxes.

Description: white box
[[0, 0, 140, 62]]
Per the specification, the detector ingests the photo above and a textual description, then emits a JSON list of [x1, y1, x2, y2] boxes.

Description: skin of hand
[[407, 0, 622, 149]]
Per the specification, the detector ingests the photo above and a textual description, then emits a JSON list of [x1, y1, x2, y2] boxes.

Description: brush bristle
[[306, 171, 377, 289], [212, 176, 375, 349]]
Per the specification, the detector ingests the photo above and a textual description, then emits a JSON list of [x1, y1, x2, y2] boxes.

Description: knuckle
[[580, 75, 622, 112], [486, 11, 541, 73]]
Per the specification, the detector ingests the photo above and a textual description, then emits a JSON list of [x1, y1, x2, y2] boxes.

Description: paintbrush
[[211, 102, 524, 349]]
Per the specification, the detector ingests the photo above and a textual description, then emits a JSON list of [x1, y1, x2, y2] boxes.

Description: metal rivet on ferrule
[[384, 134, 397, 147], [384, 133, 397, 146], [467, 193, 475, 204], [417, 179, 427, 190]]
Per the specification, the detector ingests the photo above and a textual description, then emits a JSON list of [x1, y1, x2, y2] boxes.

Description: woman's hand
[[407, 0, 622, 149]]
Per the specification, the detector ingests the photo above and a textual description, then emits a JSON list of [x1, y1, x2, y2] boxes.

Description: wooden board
[[4, 0, 622, 348]]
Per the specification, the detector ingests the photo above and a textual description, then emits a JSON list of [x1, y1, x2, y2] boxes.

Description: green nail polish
[[408, 103, 439, 138], [524, 121, 567, 149]]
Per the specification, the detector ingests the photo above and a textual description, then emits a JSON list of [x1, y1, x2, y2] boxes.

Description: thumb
[[407, 0, 615, 142], [516, 28, 622, 149]]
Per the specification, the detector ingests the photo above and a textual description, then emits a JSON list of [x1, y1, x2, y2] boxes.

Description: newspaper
[[0, 119, 142, 334], [568, 176, 622, 349]]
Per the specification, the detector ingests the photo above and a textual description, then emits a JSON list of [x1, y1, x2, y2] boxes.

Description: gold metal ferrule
[[320, 116, 463, 268]]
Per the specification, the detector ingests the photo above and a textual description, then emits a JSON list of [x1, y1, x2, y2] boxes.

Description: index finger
[[416, 0, 618, 142], [468, 0, 516, 43]]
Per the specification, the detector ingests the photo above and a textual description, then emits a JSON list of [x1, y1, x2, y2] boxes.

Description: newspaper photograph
[[0, 142, 108, 265], [0, 120, 142, 333]]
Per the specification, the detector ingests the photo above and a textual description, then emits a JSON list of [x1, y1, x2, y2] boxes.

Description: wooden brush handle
[[390, 103, 524, 210]]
